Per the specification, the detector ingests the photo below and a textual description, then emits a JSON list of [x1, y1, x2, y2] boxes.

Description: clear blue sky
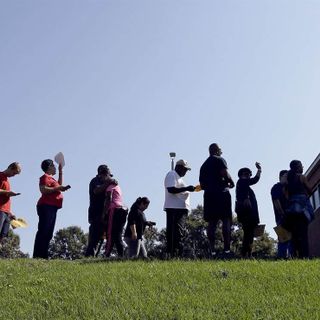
[[1, 1, 319, 255]]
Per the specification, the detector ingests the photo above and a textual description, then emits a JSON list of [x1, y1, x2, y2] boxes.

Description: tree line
[[1, 205, 276, 259]]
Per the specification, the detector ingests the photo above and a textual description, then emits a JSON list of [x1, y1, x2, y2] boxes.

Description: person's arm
[[165, 171, 195, 194], [167, 185, 195, 194], [93, 178, 118, 195], [39, 175, 70, 194], [0, 190, 20, 197], [249, 162, 262, 185], [58, 164, 63, 185], [221, 169, 235, 188], [300, 175, 313, 196], [130, 224, 137, 240], [146, 221, 156, 227], [219, 158, 234, 189], [40, 185, 70, 194], [272, 199, 285, 217], [101, 190, 112, 223]]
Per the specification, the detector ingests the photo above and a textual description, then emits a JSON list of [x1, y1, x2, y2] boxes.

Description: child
[[235, 162, 262, 258], [124, 197, 155, 258]]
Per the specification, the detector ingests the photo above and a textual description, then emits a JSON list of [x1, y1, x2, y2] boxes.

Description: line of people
[[0, 144, 315, 260], [164, 143, 315, 259]]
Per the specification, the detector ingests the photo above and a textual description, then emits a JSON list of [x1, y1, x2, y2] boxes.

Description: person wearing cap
[[164, 159, 195, 258], [0, 162, 21, 243], [85, 165, 117, 257], [199, 143, 235, 257], [235, 162, 262, 258], [33, 159, 71, 259]]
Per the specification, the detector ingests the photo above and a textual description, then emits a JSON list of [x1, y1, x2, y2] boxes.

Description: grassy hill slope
[[1, 259, 319, 319]]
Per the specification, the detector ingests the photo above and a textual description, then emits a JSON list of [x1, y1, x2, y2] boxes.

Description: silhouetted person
[[283, 160, 314, 258], [85, 165, 116, 257], [271, 170, 292, 258], [235, 163, 261, 258], [199, 143, 234, 257]]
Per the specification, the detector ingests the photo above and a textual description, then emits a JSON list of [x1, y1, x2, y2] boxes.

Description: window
[[313, 186, 320, 210]]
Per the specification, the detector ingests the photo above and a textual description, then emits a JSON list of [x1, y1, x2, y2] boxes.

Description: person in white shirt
[[164, 159, 195, 258]]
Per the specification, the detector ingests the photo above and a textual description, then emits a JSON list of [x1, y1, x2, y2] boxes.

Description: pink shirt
[[106, 184, 123, 208]]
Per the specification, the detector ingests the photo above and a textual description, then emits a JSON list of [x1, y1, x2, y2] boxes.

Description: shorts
[[203, 191, 232, 222]]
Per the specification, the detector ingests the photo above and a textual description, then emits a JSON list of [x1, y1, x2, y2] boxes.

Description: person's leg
[[277, 241, 288, 259], [207, 217, 219, 255], [33, 205, 57, 259], [295, 214, 309, 258], [241, 224, 249, 257], [85, 220, 103, 257], [128, 239, 139, 258], [112, 211, 124, 257], [105, 209, 115, 257], [174, 210, 188, 257], [221, 191, 232, 252], [0, 211, 8, 243], [166, 209, 175, 257], [221, 217, 231, 252], [246, 224, 255, 257], [241, 223, 254, 258], [139, 239, 148, 258]]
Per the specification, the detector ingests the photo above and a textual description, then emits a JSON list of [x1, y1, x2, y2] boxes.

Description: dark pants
[[0, 211, 11, 240], [166, 209, 188, 258], [124, 238, 148, 258], [283, 213, 309, 258], [207, 216, 231, 253], [241, 222, 256, 258], [85, 217, 104, 257], [105, 208, 127, 257], [33, 205, 58, 259]]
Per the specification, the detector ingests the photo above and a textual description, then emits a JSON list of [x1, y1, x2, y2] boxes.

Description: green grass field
[[0, 259, 319, 320]]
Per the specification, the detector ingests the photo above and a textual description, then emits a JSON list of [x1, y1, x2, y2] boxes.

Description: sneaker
[[222, 250, 235, 260]]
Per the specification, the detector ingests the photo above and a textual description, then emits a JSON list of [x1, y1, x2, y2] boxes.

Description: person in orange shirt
[[0, 162, 21, 242]]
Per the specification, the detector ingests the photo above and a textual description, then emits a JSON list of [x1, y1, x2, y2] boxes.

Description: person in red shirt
[[0, 162, 21, 242], [33, 159, 70, 259]]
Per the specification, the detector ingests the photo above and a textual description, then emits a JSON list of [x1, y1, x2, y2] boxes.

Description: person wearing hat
[[33, 159, 71, 259], [85, 165, 117, 257], [0, 162, 21, 243], [164, 159, 195, 258], [235, 162, 262, 258], [199, 143, 235, 257]]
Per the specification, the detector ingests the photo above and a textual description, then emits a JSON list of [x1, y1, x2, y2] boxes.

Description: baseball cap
[[176, 159, 191, 170]]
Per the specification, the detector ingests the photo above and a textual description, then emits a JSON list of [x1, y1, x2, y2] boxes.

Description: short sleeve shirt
[[0, 172, 11, 213], [164, 170, 190, 210], [199, 156, 228, 192], [37, 174, 63, 208], [124, 208, 147, 239], [106, 184, 123, 208], [89, 176, 106, 213], [271, 182, 288, 222]]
